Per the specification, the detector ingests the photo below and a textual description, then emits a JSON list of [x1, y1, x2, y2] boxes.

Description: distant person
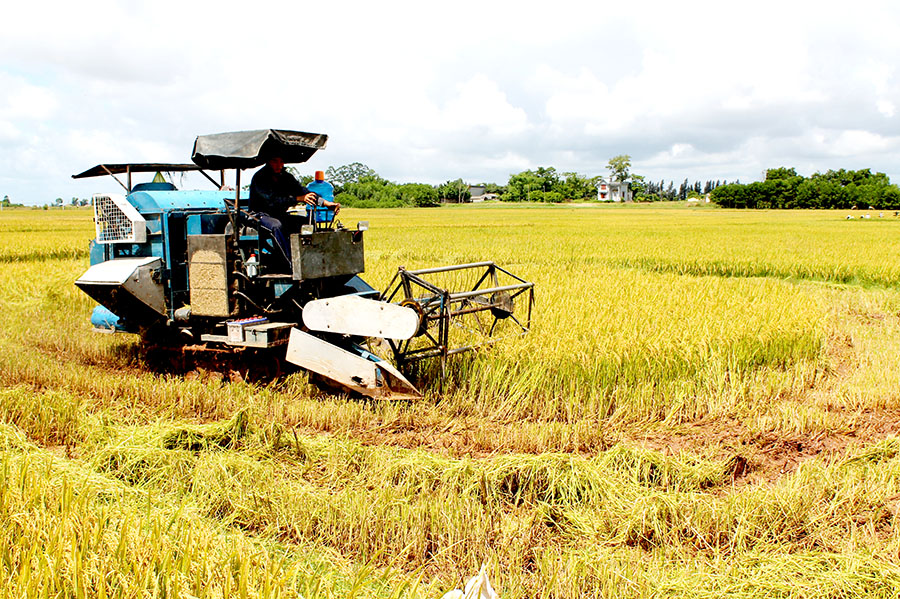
[[248, 156, 340, 267]]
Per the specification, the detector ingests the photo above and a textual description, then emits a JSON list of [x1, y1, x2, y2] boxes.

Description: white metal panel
[[75, 257, 160, 285], [303, 295, 418, 340], [285, 328, 380, 395], [375, 359, 420, 396]]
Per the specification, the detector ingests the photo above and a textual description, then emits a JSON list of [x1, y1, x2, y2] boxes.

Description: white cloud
[[438, 75, 530, 136], [0, 121, 21, 143], [824, 130, 897, 157], [0, 75, 59, 120]]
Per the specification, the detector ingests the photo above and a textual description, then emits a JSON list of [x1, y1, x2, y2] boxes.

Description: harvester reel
[[382, 262, 534, 367]]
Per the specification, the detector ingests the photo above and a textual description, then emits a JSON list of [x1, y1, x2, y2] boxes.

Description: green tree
[[399, 183, 440, 207], [325, 162, 378, 186], [540, 191, 563, 203], [630, 174, 651, 201], [534, 167, 560, 192], [504, 168, 560, 202], [1, 195, 9, 207], [504, 171, 540, 201], [558, 172, 598, 201], [606, 155, 631, 182], [712, 167, 900, 209], [710, 183, 748, 208], [54, 198, 63, 207], [337, 176, 404, 207], [437, 179, 470, 203], [765, 167, 798, 181]]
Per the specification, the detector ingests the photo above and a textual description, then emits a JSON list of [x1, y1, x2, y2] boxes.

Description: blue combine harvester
[[73, 129, 534, 398]]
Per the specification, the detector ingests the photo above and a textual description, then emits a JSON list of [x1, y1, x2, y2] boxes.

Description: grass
[[3, 203, 900, 597]]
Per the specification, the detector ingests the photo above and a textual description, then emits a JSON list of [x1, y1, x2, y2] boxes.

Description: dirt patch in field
[[631, 419, 841, 486], [336, 407, 900, 487]]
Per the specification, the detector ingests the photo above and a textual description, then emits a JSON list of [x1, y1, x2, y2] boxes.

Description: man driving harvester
[[248, 156, 341, 267]]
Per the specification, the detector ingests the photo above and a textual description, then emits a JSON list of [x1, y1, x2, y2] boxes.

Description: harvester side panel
[[74, 257, 167, 329], [188, 234, 230, 317], [290, 230, 364, 280], [285, 328, 419, 399]]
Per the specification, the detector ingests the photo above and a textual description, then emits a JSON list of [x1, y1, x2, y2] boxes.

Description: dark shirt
[[248, 164, 310, 218]]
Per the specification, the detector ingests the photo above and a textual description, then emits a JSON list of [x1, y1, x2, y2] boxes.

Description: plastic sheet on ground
[[440, 564, 499, 599]]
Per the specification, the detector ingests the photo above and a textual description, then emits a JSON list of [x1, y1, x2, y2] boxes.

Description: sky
[[2, 0, 899, 205]]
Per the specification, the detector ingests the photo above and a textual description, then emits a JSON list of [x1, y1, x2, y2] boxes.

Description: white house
[[597, 177, 632, 202]]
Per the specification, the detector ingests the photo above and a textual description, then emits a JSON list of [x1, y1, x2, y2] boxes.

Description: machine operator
[[248, 156, 341, 267]]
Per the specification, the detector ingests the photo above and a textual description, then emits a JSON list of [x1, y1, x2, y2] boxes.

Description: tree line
[[230, 159, 899, 212], [0, 195, 91, 209], [311, 159, 900, 210], [15, 159, 889, 211], [295, 158, 725, 207], [711, 168, 900, 209], [634, 178, 726, 201], [288, 163, 445, 208]]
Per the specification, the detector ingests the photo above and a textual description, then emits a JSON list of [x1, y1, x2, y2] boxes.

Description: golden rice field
[[3, 203, 900, 597]]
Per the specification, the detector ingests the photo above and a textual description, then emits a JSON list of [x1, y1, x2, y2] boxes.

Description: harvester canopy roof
[[72, 163, 202, 179], [191, 129, 328, 170]]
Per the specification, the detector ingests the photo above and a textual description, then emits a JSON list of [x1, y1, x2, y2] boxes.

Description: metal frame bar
[[101, 165, 130, 193], [406, 261, 494, 275], [197, 169, 221, 188], [382, 261, 535, 368]]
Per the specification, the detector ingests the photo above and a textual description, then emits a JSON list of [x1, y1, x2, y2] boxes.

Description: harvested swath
[[87, 410, 252, 489], [161, 408, 251, 451], [0, 434, 428, 598]]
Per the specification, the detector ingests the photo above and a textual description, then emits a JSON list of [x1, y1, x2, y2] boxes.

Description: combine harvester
[[73, 129, 534, 398]]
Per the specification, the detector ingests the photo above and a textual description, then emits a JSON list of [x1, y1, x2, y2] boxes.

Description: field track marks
[[633, 412, 900, 487], [293, 406, 900, 488]]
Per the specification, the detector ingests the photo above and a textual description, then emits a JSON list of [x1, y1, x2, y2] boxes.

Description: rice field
[[2, 203, 900, 597]]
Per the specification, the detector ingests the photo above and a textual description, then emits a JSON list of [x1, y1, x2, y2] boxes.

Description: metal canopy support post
[[197, 169, 222, 189], [234, 170, 241, 209], [100, 165, 130, 193], [231, 169, 241, 251]]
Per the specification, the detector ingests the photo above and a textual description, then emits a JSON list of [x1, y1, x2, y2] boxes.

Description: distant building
[[468, 184, 498, 203], [597, 177, 631, 202]]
